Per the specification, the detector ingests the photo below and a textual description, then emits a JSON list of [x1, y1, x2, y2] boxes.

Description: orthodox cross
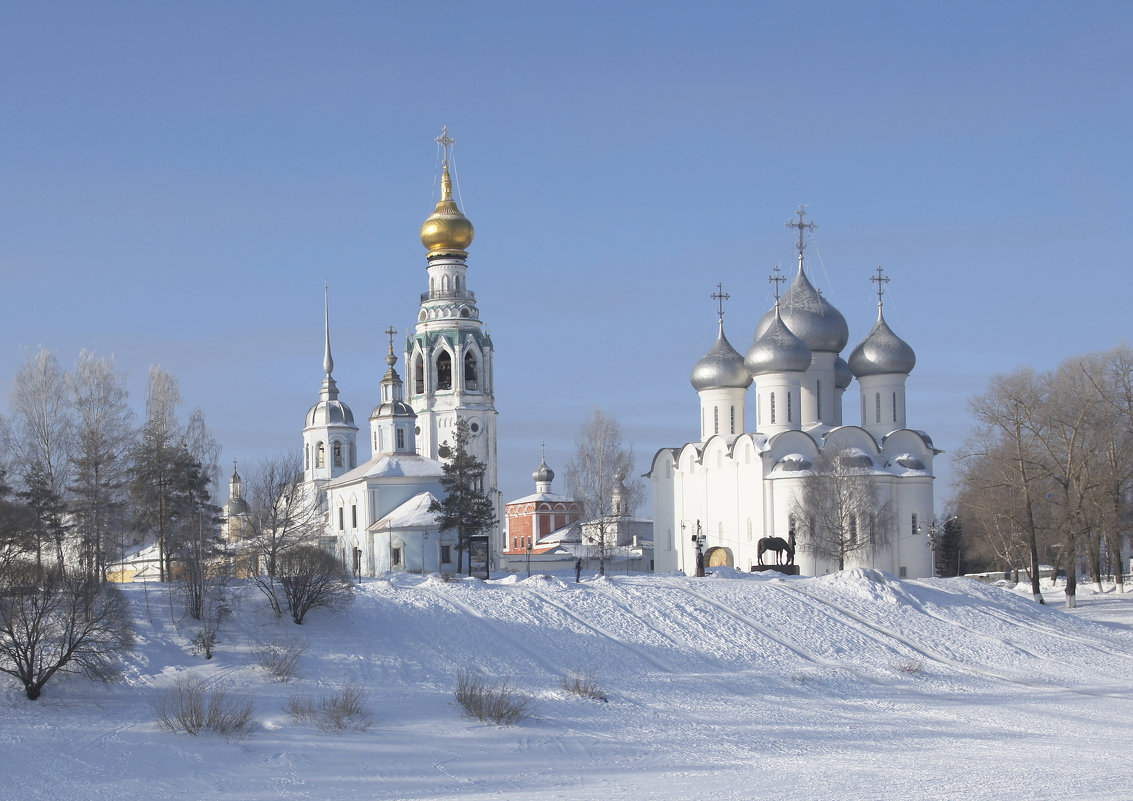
[[870, 266, 890, 305], [436, 126, 455, 162], [768, 265, 786, 302], [384, 326, 397, 357], [711, 282, 730, 324], [785, 205, 816, 257]]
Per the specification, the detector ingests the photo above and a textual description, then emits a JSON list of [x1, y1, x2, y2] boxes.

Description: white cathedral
[[649, 209, 937, 578], [299, 129, 500, 576]]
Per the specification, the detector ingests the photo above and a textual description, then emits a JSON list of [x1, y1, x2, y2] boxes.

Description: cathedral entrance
[[705, 547, 733, 568]]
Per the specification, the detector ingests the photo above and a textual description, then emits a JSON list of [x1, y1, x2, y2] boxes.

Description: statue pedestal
[[750, 564, 800, 576]]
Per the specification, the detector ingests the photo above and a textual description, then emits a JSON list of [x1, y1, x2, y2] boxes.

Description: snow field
[[2, 569, 1132, 800]]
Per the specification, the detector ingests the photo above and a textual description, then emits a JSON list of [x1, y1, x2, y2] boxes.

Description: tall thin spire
[[323, 281, 334, 377]]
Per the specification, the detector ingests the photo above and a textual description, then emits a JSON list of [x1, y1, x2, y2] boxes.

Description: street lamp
[[690, 519, 706, 578], [526, 538, 533, 578]]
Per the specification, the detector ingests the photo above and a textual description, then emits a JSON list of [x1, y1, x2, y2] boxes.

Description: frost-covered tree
[[564, 409, 642, 576]]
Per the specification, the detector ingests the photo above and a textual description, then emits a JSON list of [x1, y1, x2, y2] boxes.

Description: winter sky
[[2, 1, 1131, 508]]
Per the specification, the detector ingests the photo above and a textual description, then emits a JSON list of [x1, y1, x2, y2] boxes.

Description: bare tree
[[244, 454, 325, 613], [564, 409, 642, 576], [68, 351, 135, 581], [6, 348, 72, 568], [277, 545, 354, 624], [0, 561, 134, 700], [789, 445, 892, 572]]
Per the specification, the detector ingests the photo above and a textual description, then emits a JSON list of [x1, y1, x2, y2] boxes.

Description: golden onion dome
[[420, 162, 475, 254]]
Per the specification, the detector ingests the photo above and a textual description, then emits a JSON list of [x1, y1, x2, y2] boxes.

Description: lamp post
[[690, 519, 706, 578], [526, 539, 532, 578]]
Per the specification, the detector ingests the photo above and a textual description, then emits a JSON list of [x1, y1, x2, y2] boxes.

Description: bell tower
[[405, 127, 500, 553]]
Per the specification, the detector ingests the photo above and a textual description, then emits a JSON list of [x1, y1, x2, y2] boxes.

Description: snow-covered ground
[[2, 569, 1132, 801]]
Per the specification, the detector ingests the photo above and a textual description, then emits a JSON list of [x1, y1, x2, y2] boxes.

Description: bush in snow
[[154, 674, 254, 738], [560, 669, 607, 702], [277, 546, 354, 624], [454, 669, 532, 725], [252, 634, 309, 682], [0, 561, 134, 700], [285, 683, 372, 732]]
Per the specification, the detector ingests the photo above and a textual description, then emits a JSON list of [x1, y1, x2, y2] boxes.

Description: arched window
[[305, 444, 310, 470], [464, 351, 479, 391], [455, 275, 461, 291], [442, 275, 449, 292], [414, 354, 424, 395], [437, 351, 452, 390], [333, 441, 343, 467], [316, 442, 325, 469]]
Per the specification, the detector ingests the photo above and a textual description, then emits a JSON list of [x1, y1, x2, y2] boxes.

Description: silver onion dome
[[848, 307, 916, 378], [835, 356, 853, 390], [754, 267, 849, 354], [745, 307, 812, 375], [533, 457, 555, 484], [306, 397, 355, 428], [691, 325, 753, 391]]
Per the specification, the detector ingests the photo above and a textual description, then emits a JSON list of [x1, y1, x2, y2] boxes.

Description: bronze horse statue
[[757, 536, 795, 566]]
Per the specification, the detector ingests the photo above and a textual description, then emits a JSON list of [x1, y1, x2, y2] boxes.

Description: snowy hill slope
[[2, 569, 1132, 801]]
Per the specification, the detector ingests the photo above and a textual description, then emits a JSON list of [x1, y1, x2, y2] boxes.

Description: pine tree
[[428, 419, 496, 577]]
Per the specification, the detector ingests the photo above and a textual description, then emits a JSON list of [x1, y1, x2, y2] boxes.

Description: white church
[[298, 129, 500, 576], [648, 209, 937, 578]]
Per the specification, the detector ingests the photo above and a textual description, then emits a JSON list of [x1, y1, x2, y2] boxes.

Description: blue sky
[[2, 1, 1131, 509]]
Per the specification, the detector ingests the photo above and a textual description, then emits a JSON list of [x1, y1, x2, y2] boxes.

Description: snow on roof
[[331, 452, 444, 486], [506, 490, 576, 506], [370, 491, 441, 530]]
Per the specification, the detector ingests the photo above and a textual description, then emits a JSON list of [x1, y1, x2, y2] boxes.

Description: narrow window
[[392, 547, 402, 567], [875, 393, 881, 424], [770, 392, 776, 424], [849, 515, 857, 545], [730, 406, 735, 435], [316, 442, 325, 469], [414, 354, 425, 394], [337, 507, 344, 531], [817, 379, 822, 420], [899, 566, 908, 578], [351, 505, 357, 528], [788, 514, 797, 539], [304, 444, 310, 470], [396, 428, 406, 450], [787, 391, 793, 423], [464, 351, 479, 390], [713, 406, 719, 435], [350, 442, 356, 468], [912, 512, 919, 536], [892, 392, 898, 423], [333, 441, 343, 467], [441, 545, 451, 564], [437, 352, 452, 390]]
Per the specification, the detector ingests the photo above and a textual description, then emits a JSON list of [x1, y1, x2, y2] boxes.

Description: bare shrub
[[895, 658, 925, 674], [285, 684, 371, 732], [277, 545, 354, 624], [154, 674, 254, 739], [560, 669, 607, 702], [0, 562, 134, 700], [454, 669, 532, 725], [252, 635, 309, 682]]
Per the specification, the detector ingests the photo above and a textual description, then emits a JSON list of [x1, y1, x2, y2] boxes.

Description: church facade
[[649, 209, 937, 579], [298, 129, 500, 576]]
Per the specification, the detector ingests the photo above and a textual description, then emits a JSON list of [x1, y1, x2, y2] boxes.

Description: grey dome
[[306, 398, 356, 428], [848, 308, 916, 378], [745, 308, 812, 375], [224, 496, 250, 517], [835, 356, 853, 390], [371, 401, 415, 419], [691, 326, 752, 391], [754, 267, 849, 353], [533, 457, 555, 484]]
